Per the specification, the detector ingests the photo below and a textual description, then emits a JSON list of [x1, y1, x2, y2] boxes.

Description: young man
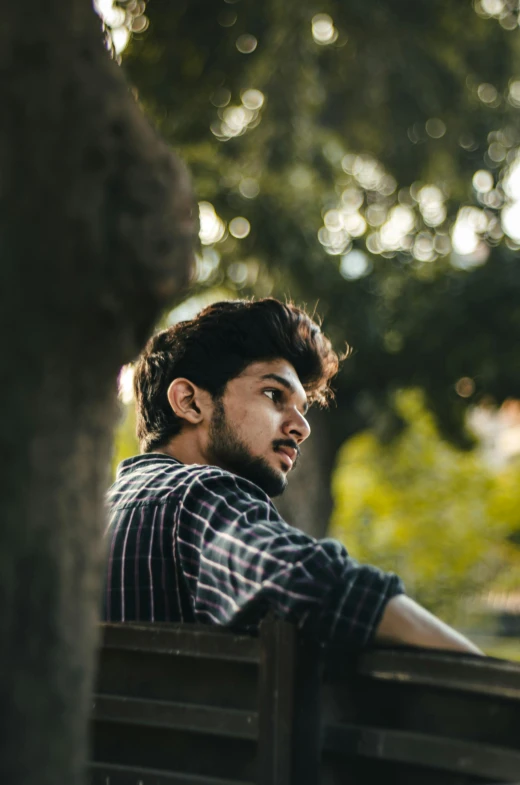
[[104, 298, 481, 653]]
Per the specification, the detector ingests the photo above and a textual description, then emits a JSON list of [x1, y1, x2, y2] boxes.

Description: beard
[[207, 398, 293, 498]]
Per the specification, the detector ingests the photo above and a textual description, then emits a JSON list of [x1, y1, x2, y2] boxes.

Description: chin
[[248, 462, 287, 498], [267, 470, 288, 498]]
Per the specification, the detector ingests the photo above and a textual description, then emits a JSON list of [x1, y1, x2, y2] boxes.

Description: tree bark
[[0, 4, 195, 783]]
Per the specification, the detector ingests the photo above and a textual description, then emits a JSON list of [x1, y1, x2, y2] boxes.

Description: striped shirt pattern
[[103, 453, 404, 648]]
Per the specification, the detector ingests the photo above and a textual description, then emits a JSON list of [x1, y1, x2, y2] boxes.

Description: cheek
[[235, 404, 278, 446]]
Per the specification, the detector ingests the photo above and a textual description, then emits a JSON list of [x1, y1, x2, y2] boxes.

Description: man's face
[[207, 359, 311, 497]]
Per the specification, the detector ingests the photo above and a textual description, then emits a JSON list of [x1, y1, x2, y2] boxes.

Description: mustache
[[273, 439, 301, 461]]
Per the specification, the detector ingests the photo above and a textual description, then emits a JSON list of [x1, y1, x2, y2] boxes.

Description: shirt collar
[[116, 452, 181, 478]]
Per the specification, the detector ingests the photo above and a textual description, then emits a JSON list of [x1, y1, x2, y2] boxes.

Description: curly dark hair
[[133, 298, 343, 452]]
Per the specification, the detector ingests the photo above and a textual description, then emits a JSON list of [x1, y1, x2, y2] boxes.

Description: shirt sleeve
[[176, 469, 405, 648]]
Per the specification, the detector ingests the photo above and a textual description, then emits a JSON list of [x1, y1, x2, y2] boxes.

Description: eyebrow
[[260, 373, 309, 415]]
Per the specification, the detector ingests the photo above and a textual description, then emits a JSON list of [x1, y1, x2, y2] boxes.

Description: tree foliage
[[331, 390, 520, 619], [120, 0, 520, 442], [101, 0, 520, 541]]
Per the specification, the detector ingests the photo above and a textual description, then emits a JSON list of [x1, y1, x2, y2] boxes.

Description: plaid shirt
[[103, 453, 404, 648]]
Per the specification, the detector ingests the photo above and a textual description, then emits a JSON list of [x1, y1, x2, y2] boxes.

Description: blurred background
[[99, 0, 520, 658]]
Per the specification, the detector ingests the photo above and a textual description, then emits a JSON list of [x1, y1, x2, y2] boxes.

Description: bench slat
[[324, 723, 520, 779], [358, 648, 520, 701], [92, 694, 258, 740], [89, 760, 253, 785], [100, 623, 260, 664]]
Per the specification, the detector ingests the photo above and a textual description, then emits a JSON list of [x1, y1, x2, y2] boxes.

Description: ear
[[166, 378, 211, 426]]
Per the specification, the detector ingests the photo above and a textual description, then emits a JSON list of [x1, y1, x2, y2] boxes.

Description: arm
[[375, 594, 483, 654], [180, 472, 481, 653], [178, 469, 405, 647]]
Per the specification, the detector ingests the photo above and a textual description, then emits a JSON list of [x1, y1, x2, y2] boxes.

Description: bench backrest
[[90, 620, 520, 785]]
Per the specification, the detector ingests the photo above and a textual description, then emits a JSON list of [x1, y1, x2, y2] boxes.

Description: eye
[[264, 388, 283, 404]]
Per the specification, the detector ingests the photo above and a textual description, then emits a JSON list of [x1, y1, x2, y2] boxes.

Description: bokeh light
[[229, 217, 251, 238], [451, 207, 488, 257], [94, 0, 148, 54], [455, 377, 476, 398], [340, 250, 371, 280], [425, 118, 446, 139], [478, 83, 499, 104], [111, 26, 130, 53], [501, 202, 520, 243], [311, 14, 339, 45], [343, 212, 366, 237], [473, 170, 494, 193], [417, 185, 446, 227], [211, 88, 231, 108], [241, 89, 265, 110], [413, 232, 435, 262], [379, 205, 416, 251], [131, 14, 149, 32], [199, 202, 226, 245], [195, 248, 221, 282], [211, 89, 265, 141], [508, 80, 520, 107], [236, 34, 258, 53], [479, 0, 506, 16], [227, 261, 249, 284], [500, 154, 520, 243], [239, 178, 260, 198], [503, 155, 520, 200], [218, 9, 237, 27]]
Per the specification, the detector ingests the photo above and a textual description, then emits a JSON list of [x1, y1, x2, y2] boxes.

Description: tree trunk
[[0, 4, 194, 784]]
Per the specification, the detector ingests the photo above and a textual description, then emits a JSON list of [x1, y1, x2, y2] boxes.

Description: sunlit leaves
[[94, 0, 148, 57], [331, 390, 520, 619]]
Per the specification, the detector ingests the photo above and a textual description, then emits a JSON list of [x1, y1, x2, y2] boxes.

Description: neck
[[155, 429, 208, 467]]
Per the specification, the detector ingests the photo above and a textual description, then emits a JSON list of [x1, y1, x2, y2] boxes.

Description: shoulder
[[107, 455, 227, 509], [177, 465, 291, 530], [108, 454, 280, 522], [180, 464, 272, 508], [178, 467, 295, 542]]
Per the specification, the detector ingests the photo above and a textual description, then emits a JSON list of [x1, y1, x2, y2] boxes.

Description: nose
[[283, 408, 311, 444]]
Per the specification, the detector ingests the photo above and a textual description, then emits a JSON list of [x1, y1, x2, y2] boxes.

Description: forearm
[[375, 594, 483, 655]]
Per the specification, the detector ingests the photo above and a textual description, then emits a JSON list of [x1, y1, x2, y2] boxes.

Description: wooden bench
[[89, 619, 520, 784]]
